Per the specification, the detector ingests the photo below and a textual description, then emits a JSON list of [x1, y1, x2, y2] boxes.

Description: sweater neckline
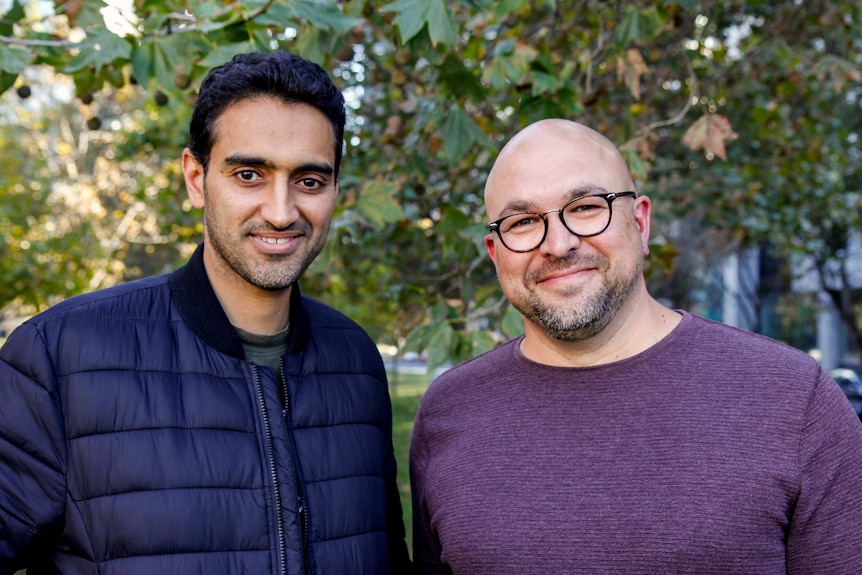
[[510, 310, 693, 372]]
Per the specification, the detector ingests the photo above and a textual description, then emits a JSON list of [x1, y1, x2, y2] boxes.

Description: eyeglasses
[[487, 191, 637, 253]]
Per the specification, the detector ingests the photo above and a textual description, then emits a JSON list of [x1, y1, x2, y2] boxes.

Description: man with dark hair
[[410, 119, 862, 574], [0, 50, 410, 575]]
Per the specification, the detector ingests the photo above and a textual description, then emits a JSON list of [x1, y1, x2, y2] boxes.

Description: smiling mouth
[[260, 237, 293, 245], [536, 267, 593, 283]]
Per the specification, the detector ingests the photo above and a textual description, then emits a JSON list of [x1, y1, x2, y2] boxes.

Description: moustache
[[245, 220, 312, 235], [526, 253, 608, 284]]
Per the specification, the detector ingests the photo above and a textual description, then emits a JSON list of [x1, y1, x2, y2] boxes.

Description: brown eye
[[236, 170, 261, 182]]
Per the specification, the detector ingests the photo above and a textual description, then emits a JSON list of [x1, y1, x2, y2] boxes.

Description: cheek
[[298, 196, 337, 227], [493, 252, 532, 285]]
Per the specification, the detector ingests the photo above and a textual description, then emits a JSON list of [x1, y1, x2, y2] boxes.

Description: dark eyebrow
[[297, 162, 335, 176], [221, 154, 335, 176], [222, 154, 275, 169]]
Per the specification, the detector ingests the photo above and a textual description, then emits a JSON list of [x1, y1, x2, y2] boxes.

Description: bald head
[[484, 119, 635, 220]]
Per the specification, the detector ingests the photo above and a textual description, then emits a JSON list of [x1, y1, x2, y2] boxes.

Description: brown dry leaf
[[61, 0, 86, 28], [616, 48, 650, 101], [632, 130, 658, 161], [385, 115, 404, 139], [681, 114, 739, 160], [815, 56, 862, 91]]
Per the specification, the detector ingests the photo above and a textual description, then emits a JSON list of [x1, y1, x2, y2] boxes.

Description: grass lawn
[[388, 371, 430, 556]]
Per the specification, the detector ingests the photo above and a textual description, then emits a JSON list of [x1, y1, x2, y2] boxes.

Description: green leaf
[[492, 38, 516, 57], [0, 45, 34, 75], [621, 149, 649, 182], [72, 69, 101, 96], [0, 0, 26, 37], [470, 330, 496, 356], [189, 0, 229, 20], [288, 0, 362, 33], [481, 57, 509, 90], [531, 71, 559, 95], [491, 0, 530, 16], [481, 40, 535, 89], [429, 299, 453, 321], [440, 108, 486, 159], [382, 0, 429, 44], [438, 54, 484, 100], [357, 181, 405, 229], [64, 28, 132, 73], [501, 304, 524, 339], [196, 4, 246, 33], [404, 320, 441, 353], [437, 205, 472, 235], [615, 5, 666, 46], [197, 43, 258, 69], [615, 5, 644, 47], [74, 1, 111, 30], [0, 71, 18, 94], [426, 0, 458, 46], [425, 321, 455, 373], [290, 27, 330, 64], [130, 39, 175, 92]]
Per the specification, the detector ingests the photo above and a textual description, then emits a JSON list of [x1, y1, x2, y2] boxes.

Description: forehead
[[211, 97, 336, 161], [484, 123, 632, 217]]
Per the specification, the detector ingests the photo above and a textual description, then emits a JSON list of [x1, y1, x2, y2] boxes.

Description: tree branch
[[0, 34, 74, 47], [641, 49, 698, 135]]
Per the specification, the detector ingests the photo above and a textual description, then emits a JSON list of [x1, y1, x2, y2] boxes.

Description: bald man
[[409, 119, 862, 575]]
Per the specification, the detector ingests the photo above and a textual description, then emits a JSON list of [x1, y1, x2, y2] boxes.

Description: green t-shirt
[[234, 323, 289, 373]]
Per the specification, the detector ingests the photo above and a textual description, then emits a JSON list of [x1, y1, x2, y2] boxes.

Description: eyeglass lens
[[498, 195, 613, 252]]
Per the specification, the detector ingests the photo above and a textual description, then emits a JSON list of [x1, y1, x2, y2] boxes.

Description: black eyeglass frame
[[487, 191, 637, 253]]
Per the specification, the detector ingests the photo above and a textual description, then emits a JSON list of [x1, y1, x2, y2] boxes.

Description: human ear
[[182, 148, 206, 209], [485, 234, 499, 267], [633, 195, 651, 255]]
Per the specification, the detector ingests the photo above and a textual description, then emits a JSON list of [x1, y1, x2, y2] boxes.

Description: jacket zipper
[[280, 360, 312, 575], [252, 364, 288, 575]]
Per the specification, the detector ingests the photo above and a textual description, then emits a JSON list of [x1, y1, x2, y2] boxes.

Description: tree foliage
[[1, 0, 860, 367]]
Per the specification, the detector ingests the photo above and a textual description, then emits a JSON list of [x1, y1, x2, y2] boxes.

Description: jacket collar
[[168, 243, 310, 360]]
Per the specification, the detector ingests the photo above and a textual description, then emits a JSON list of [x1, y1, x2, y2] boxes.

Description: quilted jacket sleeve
[[384, 440, 412, 574], [0, 323, 67, 574]]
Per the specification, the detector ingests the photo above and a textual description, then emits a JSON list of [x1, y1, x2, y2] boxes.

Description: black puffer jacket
[[0, 245, 410, 575]]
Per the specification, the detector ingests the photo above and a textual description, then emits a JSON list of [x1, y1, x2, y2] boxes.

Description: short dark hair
[[188, 50, 346, 176]]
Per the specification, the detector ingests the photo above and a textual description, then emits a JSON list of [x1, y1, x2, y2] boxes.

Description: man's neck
[[203, 248, 292, 336], [520, 292, 681, 368]]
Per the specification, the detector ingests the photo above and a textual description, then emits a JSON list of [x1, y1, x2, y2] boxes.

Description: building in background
[[719, 237, 862, 372]]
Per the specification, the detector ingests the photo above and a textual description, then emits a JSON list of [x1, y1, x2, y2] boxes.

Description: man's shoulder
[[298, 295, 381, 362], [300, 294, 365, 332], [440, 339, 518, 377], [24, 275, 170, 327], [686, 313, 812, 359], [1, 275, 174, 375], [421, 338, 519, 402], [676, 313, 824, 384]]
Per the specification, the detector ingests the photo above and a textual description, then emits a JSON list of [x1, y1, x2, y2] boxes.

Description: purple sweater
[[410, 312, 862, 574]]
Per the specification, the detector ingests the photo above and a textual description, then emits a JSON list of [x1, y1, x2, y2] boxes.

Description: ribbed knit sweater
[[410, 312, 862, 574]]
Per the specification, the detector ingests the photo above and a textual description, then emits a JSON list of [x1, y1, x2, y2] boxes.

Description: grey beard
[[525, 289, 617, 342], [516, 259, 642, 343]]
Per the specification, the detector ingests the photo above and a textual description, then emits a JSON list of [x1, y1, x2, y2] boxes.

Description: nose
[[538, 211, 580, 256], [260, 177, 298, 229]]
